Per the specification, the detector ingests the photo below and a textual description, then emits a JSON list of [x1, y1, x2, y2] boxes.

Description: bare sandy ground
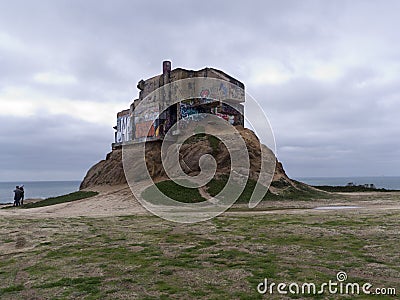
[[0, 185, 148, 218], [0, 185, 399, 219]]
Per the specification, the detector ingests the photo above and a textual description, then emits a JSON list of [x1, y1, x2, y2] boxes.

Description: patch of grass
[[160, 269, 174, 276], [25, 191, 98, 208], [2, 238, 14, 243], [232, 291, 263, 300], [35, 276, 102, 294], [164, 232, 195, 243], [207, 135, 220, 155], [182, 133, 220, 155], [276, 185, 328, 201], [314, 185, 399, 192], [0, 259, 16, 270], [2, 191, 98, 209], [25, 263, 58, 276], [206, 174, 267, 202], [183, 133, 207, 145], [190, 289, 208, 297], [142, 180, 205, 203], [155, 280, 181, 294], [206, 176, 327, 202], [0, 284, 24, 296], [270, 177, 292, 189]]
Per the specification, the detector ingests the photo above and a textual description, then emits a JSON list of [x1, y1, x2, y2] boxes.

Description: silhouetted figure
[[13, 186, 23, 207], [19, 185, 24, 206]]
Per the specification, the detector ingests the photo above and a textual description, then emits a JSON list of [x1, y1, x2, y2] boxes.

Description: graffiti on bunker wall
[[135, 119, 167, 139], [135, 121, 155, 139], [113, 63, 246, 147], [216, 113, 235, 125], [116, 114, 131, 143], [133, 96, 159, 123], [180, 104, 202, 119], [220, 103, 241, 115]]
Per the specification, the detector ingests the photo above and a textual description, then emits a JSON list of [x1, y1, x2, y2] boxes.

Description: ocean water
[[0, 181, 81, 204], [296, 176, 400, 190]]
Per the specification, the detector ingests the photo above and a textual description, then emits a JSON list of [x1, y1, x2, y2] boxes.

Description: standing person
[[13, 186, 22, 207], [19, 185, 24, 206]]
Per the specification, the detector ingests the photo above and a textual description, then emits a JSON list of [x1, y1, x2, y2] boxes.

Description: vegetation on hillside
[[142, 180, 205, 203], [142, 176, 328, 204], [207, 176, 327, 202], [313, 185, 398, 193], [1, 191, 98, 209]]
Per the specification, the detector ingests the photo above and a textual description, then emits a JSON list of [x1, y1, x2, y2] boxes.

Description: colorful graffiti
[[216, 113, 235, 125], [166, 78, 245, 105], [200, 89, 210, 98], [133, 98, 159, 123], [180, 105, 200, 118], [117, 72, 246, 144], [219, 82, 228, 97], [135, 119, 168, 139], [154, 118, 166, 137], [116, 114, 131, 143], [229, 84, 244, 100], [135, 121, 155, 139], [220, 103, 241, 115], [179, 102, 207, 129]]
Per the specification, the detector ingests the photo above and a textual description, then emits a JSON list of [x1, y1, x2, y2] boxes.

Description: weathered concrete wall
[[115, 109, 131, 143], [138, 67, 245, 103], [113, 63, 246, 145]]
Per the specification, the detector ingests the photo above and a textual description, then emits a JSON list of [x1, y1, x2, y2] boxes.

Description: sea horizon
[[0, 180, 81, 183], [0, 180, 81, 204]]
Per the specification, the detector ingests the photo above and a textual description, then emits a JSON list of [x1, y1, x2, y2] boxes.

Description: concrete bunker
[[113, 61, 245, 149]]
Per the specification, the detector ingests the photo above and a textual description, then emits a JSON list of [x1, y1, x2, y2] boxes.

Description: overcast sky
[[0, 0, 399, 181]]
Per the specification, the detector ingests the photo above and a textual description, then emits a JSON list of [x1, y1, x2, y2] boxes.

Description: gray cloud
[[0, 0, 399, 180], [0, 115, 113, 181]]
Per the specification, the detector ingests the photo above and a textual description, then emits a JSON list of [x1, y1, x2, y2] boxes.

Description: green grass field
[[0, 183, 398, 299], [0, 209, 398, 299]]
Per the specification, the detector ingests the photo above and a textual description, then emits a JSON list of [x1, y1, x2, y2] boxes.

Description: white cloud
[[307, 63, 342, 82], [0, 31, 25, 52], [248, 58, 344, 85], [0, 86, 124, 125], [248, 60, 294, 85], [33, 71, 78, 85]]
